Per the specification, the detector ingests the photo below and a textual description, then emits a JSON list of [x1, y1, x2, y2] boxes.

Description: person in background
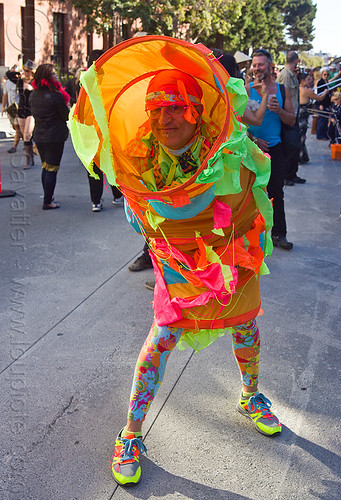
[[328, 64, 341, 89], [65, 69, 82, 107], [313, 67, 321, 88], [29, 64, 70, 210], [316, 67, 333, 140], [244, 67, 254, 85], [298, 72, 329, 163], [329, 63, 338, 80], [277, 51, 305, 185], [213, 49, 269, 127], [271, 66, 279, 81], [86, 50, 123, 212], [212, 49, 240, 78], [234, 50, 252, 81], [328, 91, 341, 144], [2, 65, 22, 154], [246, 49, 295, 250], [306, 71, 314, 89], [6, 60, 37, 168]]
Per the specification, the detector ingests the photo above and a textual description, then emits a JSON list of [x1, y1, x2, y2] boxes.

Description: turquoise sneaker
[[110, 429, 147, 486]]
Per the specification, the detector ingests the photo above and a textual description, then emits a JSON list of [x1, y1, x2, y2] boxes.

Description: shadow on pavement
[[308, 480, 341, 500], [110, 457, 252, 499], [281, 424, 340, 476]]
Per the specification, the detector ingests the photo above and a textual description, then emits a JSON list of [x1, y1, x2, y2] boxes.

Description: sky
[[312, 0, 340, 55]]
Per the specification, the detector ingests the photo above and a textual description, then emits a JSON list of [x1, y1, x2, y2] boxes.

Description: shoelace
[[121, 436, 148, 461], [248, 393, 274, 419]]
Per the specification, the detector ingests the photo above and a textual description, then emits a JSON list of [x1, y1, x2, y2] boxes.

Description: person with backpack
[[246, 49, 295, 250]]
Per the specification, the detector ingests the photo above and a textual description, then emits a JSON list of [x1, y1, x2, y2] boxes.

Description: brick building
[[0, 0, 107, 74]]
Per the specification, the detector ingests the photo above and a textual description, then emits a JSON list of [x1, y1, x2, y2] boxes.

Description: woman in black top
[[29, 64, 70, 209]]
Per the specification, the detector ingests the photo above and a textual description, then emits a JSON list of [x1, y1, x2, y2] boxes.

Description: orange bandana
[[145, 70, 203, 124]]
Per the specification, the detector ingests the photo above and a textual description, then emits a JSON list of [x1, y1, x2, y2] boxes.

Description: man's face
[[23, 67, 33, 79], [252, 56, 271, 81], [149, 106, 198, 150]]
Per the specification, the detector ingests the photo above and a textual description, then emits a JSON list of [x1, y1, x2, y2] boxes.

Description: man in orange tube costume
[[108, 69, 281, 487]]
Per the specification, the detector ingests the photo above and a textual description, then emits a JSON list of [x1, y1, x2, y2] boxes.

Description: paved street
[[0, 114, 340, 500]]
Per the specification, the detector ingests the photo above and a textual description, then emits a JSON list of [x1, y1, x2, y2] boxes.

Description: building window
[[21, 4, 35, 63], [53, 13, 65, 70], [0, 3, 4, 66], [87, 32, 93, 60]]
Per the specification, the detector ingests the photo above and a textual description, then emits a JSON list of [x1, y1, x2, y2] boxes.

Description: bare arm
[[302, 87, 329, 102], [329, 70, 341, 83], [244, 82, 270, 151], [242, 82, 268, 126]]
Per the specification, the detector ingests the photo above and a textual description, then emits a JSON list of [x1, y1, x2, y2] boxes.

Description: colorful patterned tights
[[128, 319, 260, 422]]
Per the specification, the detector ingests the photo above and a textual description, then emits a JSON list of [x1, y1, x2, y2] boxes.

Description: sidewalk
[[0, 123, 340, 500], [0, 114, 15, 139]]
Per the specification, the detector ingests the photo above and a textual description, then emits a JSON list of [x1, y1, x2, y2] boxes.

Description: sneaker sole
[[237, 404, 281, 436], [112, 474, 142, 487]]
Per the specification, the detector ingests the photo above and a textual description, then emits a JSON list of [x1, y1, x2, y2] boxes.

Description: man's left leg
[[231, 319, 282, 436], [268, 144, 293, 250]]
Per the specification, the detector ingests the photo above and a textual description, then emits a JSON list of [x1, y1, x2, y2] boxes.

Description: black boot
[[24, 141, 34, 169], [272, 235, 293, 250]]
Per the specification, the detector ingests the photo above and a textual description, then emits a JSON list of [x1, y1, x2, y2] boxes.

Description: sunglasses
[[146, 105, 188, 120], [252, 49, 272, 61]]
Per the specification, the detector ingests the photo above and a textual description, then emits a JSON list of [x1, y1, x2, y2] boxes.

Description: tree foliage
[[71, 0, 316, 54], [283, 0, 316, 51], [221, 0, 286, 55], [299, 52, 324, 69]]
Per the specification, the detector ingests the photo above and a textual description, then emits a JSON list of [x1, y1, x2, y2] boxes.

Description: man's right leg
[[128, 242, 153, 271], [88, 163, 104, 211], [111, 323, 183, 486], [268, 144, 293, 250]]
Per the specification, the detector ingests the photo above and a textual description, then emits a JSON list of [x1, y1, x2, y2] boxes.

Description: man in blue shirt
[[246, 49, 295, 250]]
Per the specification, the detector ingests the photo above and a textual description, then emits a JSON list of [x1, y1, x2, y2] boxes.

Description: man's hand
[[254, 137, 270, 152], [267, 96, 281, 114], [252, 81, 268, 98]]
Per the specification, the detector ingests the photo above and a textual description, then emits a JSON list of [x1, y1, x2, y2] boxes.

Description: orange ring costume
[[70, 36, 273, 352]]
